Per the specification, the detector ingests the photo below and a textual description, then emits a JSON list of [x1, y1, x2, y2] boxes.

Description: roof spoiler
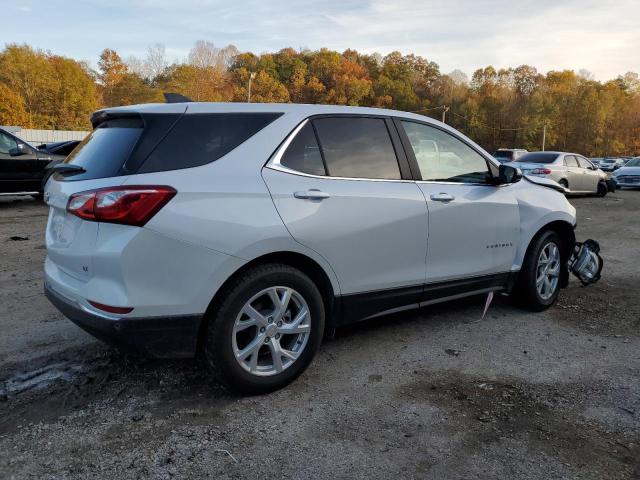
[[164, 92, 193, 103]]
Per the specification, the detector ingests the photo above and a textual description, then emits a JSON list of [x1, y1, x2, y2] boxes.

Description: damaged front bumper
[[569, 239, 603, 285]]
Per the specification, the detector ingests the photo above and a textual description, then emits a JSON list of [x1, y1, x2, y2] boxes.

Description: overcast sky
[[4, 0, 639, 80]]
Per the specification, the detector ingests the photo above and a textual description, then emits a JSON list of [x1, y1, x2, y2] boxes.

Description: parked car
[[493, 148, 528, 163], [514, 151, 610, 195], [0, 127, 67, 195], [598, 157, 626, 172], [611, 157, 640, 189], [37, 140, 81, 157], [44, 103, 601, 393]]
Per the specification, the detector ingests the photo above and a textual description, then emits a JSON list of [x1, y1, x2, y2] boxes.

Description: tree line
[[1, 42, 638, 156]]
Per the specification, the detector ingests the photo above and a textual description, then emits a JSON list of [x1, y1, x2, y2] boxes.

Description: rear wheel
[[204, 263, 325, 394], [558, 179, 568, 189], [516, 230, 563, 311]]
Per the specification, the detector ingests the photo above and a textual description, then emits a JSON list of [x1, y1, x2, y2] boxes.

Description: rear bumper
[[45, 282, 202, 358]]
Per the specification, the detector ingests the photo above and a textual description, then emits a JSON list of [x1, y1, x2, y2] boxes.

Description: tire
[[558, 179, 568, 189], [516, 230, 563, 311], [597, 181, 608, 197], [203, 263, 325, 394]]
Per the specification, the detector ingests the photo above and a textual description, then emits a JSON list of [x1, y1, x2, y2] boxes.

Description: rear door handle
[[430, 192, 455, 202], [293, 189, 331, 200]]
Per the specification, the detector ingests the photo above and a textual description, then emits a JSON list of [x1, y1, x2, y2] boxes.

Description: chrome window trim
[[267, 118, 414, 184], [415, 180, 496, 187], [267, 116, 509, 187], [266, 162, 415, 184]]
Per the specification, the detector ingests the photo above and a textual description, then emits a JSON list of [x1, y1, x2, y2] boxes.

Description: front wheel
[[204, 264, 325, 394], [597, 181, 608, 197], [516, 230, 563, 311]]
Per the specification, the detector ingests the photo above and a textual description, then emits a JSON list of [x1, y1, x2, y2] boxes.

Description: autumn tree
[[0, 44, 57, 126], [98, 48, 161, 107], [0, 84, 29, 126], [0, 42, 638, 158], [232, 68, 289, 103], [156, 64, 232, 101], [98, 49, 128, 88], [48, 56, 99, 129]]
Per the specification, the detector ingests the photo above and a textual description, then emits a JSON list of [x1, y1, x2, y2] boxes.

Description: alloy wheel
[[232, 286, 311, 376], [536, 242, 561, 300]]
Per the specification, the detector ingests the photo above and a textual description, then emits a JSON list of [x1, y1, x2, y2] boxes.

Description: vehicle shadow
[[0, 293, 522, 434]]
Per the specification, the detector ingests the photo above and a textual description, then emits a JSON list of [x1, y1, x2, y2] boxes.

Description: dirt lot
[[1, 191, 639, 479]]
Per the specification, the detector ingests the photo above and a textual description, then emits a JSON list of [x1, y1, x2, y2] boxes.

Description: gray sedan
[[515, 151, 609, 195], [611, 157, 640, 188]]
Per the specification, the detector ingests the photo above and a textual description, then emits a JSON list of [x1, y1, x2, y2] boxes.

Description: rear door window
[[312, 117, 401, 180], [564, 155, 579, 167], [280, 122, 326, 176]]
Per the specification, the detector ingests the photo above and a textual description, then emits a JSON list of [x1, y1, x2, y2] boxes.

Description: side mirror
[[9, 143, 28, 156], [497, 164, 522, 185]]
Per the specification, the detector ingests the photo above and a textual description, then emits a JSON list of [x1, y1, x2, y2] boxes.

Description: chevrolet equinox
[[44, 103, 593, 393]]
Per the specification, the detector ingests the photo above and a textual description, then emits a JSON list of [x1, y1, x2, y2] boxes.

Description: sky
[[3, 0, 639, 81]]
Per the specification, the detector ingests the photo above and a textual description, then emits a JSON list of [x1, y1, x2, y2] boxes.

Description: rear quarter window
[[138, 113, 282, 173], [516, 152, 560, 164], [57, 112, 282, 181]]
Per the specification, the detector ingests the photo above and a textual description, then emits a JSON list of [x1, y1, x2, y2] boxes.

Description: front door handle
[[430, 192, 455, 202], [294, 189, 331, 200]]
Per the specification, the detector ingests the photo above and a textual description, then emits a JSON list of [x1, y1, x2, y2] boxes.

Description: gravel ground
[[0, 191, 639, 479]]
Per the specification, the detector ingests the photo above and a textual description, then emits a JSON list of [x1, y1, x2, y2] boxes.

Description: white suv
[[44, 103, 585, 393]]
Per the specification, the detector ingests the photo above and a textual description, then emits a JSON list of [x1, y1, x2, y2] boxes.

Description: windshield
[[515, 152, 560, 164], [494, 151, 512, 158], [626, 158, 640, 167]]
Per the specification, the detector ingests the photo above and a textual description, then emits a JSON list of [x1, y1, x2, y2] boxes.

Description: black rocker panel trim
[[335, 272, 513, 326]]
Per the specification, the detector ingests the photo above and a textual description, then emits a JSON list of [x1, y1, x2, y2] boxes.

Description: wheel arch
[[196, 251, 338, 353], [518, 220, 575, 290]]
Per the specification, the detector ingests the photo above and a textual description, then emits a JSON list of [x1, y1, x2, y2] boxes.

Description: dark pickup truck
[[0, 127, 72, 195]]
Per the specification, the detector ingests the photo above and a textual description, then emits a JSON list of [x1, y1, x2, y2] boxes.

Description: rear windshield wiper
[[52, 164, 86, 175]]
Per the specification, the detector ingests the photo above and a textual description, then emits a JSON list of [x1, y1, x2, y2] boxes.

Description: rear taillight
[[531, 168, 552, 175], [67, 185, 176, 226]]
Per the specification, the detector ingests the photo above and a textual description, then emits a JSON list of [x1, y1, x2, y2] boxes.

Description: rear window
[[494, 150, 512, 158], [564, 155, 578, 167], [516, 152, 560, 164], [139, 113, 281, 173], [61, 117, 143, 181]]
